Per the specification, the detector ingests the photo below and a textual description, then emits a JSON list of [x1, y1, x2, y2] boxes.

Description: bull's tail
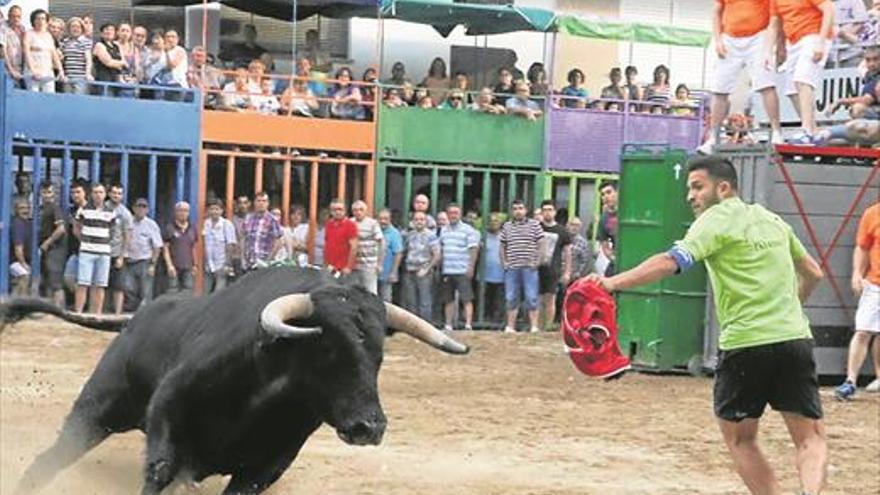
[[0, 298, 129, 333]]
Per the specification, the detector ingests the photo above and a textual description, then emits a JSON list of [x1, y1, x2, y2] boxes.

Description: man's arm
[[794, 253, 824, 303], [500, 241, 508, 270], [594, 252, 679, 292], [375, 228, 385, 273], [713, 0, 727, 58], [41, 220, 65, 251], [163, 244, 177, 276], [562, 244, 573, 284], [851, 245, 869, 296], [764, 14, 784, 68], [345, 236, 359, 273], [814, 1, 836, 62]]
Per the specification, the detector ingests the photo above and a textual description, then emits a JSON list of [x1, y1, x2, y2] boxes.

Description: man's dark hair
[[110, 183, 124, 191], [91, 182, 106, 192], [511, 198, 525, 207], [99, 22, 115, 32], [540, 199, 555, 208], [206, 198, 223, 209], [599, 181, 617, 192], [39, 180, 53, 191], [625, 65, 638, 76], [70, 181, 87, 193], [687, 155, 739, 190], [446, 202, 461, 210]]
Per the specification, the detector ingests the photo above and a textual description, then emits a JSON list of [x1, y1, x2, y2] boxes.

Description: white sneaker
[[770, 131, 784, 145], [503, 326, 515, 334], [443, 325, 453, 332], [529, 326, 540, 333], [696, 137, 716, 155], [866, 378, 880, 393]]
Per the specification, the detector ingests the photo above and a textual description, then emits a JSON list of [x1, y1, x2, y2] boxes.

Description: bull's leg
[[16, 412, 112, 493], [142, 383, 185, 495], [220, 453, 300, 495]]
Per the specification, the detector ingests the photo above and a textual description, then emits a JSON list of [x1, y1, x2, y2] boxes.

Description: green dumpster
[[616, 145, 708, 373]]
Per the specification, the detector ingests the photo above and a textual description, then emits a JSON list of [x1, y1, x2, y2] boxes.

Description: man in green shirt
[[587, 155, 827, 495]]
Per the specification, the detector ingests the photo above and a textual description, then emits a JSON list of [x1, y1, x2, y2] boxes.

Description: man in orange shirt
[[765, 0, 835, 143], [699, 0, 784, 154], [836, 202, 880, 400]]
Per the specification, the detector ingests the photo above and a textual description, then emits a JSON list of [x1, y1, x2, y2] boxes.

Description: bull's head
[[259, 286, 468, 446]]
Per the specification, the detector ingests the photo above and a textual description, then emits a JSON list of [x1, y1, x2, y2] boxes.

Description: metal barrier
[[542, 170, 619, 239]]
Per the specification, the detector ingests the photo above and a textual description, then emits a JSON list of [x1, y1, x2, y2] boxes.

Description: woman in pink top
[[23, 9, 65, 92]]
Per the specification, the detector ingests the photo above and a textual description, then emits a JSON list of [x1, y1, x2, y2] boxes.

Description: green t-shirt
[[677, 197, 812, 351]]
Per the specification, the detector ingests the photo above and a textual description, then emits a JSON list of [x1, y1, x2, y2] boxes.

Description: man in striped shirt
[[500, 199, 544, 333], [439, 203, 480, 331], [74, 183, 117, 314]]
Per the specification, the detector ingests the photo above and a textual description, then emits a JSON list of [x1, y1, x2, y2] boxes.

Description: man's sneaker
[[463, 324, 473, 331], [835, 380, 856, 401], [866, 378, 880, 393], [786, 132, 818, 146], [770, 131, 785, 145], [696, 137, 716, 155], [443, 324, 453, 333], [503, 326, 516, 334], [529, 326, 540, 333]]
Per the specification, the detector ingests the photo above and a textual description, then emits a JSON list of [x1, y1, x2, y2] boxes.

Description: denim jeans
[[403, 271, 433, 321], [378, 280, 394, 302], [353, 268, 378, 295], [504, 267, 539, 311], [205, 270, 228, 294], [126, 259, 155, 306], [167, 268, 194, 295]]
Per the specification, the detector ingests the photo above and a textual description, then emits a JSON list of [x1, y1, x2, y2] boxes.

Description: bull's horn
[[260, 294, 322, 339], [384, 303, 469, 355]]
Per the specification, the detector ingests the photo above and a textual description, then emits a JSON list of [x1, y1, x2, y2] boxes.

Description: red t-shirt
[[324, 218, 358, 270]]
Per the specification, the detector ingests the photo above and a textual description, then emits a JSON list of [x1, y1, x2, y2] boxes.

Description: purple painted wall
[[547, 107, 703, 172]]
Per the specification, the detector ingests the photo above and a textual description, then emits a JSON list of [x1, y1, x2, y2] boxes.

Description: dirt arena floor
[[1, 317, 878, 495]]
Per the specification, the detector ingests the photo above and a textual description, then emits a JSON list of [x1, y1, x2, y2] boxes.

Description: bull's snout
[[337, 415, 387, 446]]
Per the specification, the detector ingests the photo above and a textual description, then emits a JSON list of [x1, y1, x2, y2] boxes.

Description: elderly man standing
[[106, 184, 133, 314], [126, 198, 162, 307], [162, 202, 198, 295], [439, 203, 480, 331], [243, 192, 282, 271], [403, 210, 440, 320], [409, 193, 437, 230], [377, 208, 403, 302], [350, 200, 384, 295]]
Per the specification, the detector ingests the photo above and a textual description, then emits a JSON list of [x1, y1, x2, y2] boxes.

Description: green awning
[[557, 15, 712, 48], [383, 0, 556, 37]]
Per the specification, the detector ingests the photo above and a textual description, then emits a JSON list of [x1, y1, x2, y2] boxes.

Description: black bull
[[0, 266, 468, 494]]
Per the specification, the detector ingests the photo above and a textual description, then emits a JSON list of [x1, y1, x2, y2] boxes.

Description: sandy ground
[[1, 318, 878, 495]]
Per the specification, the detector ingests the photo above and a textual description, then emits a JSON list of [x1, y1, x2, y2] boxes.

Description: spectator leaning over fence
[[378, 208, 403, 303], [242, 192, 282, 270], [598, 182, 619, 276], [162, 201, 197, 295], [64, 182, 88, 292], [500, 199, 543, 333], [470, 87, 507, 114], [587, 155, 828, 495], [482, 213, 506, 324], [350, 200, 384, 295], [440, 203, 481, 332], [60, 17, 92, 94], [126, 198, 162, 307], [38, 181, 67, 306], [835, 201, 880, 400], [560, 68, 589, 109], [106, 184, 133, 314], [281, 77, 320, 116], [3, 5, 25, 87], [567, 216, 594, 281], [330, 66, 365, 120], [92, 23, 125, 89], [825, 45, 879, 119], [402, 210, 440, 321], [324, 199, 359, 274], [699, 0, 784, 154], [73, 183, 116, 315], [506, 82, 543, 121], [537, 200, 572, 331], [10, 198, 32, 296], [492, 67, 516, 106], [766, 0, 836, 144], [23, 9, 64, 93], [202, 198, 237, 294]]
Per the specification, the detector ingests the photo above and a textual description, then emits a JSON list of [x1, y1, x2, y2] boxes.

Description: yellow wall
[[552, 0, 621, 96]]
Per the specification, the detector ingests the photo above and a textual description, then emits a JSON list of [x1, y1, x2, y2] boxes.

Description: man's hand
[[168, 266, 177, 279], [341, 267, 352, 275], [114, 257, 124, 269], [561, 271, 571, 287], [715, 38, 728, 59], [40, 241, 51, 252], [147, 264, 156, 277], [811, 39, 826, 63], [417, 268, 429, 278], [583, 273, 615, 292], [466, 267, 475, 279], [852, 276, 865, 298], [389, 272, 399, 283]]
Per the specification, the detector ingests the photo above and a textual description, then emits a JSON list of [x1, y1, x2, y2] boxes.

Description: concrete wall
[[552, 0, 621, 95]]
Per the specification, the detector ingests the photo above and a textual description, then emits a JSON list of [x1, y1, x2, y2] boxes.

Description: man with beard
[[587, 155, 827, 495]]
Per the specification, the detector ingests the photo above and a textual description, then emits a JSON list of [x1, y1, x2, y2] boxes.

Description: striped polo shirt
[[76, 204, 116, 255], [439, 221, 480, 275], [61, 36, 92, 79], [499, 217, 544, 269]]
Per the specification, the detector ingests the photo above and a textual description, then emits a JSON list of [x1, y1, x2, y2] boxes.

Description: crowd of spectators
[[813, 44, 880, 146], [9, 174, 615, 330]]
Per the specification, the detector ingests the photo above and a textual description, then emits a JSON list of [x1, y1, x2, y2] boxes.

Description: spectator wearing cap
[[38, 181, 67, 307], [3, 5, 25, 87], [439, 203, 480, 331], [506, 82, 544, 121], [378, 208, 403, 303], [10, 197, 32, 296], [351, 200, 384, 295], [60, 17, 93, 94], [126, 198, 163, 306], [243, 191, 282, 270], [500, 199, 543, 333], [560, 68, 589, 109], [162, 201, 197, 294], [23, 8, 65, 93], [202, 198, 237, 293], [74, 183, 116, 314], [106, 184, 133, 314]]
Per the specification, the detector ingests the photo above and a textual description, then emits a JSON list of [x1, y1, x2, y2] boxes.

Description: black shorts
[[41, 245, 67, 291], [108, 258, 127, 291], [714, 338, 823, 422], [441, 274, 474, 303], [538, 266, 559, 295]]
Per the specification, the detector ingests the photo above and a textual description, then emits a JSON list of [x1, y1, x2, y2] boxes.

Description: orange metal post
[[254, 157, 264, 195], [282, 159, 291, 227], [337, 161, 347, 203], [225, 154, 235, 220], [308, 160, 320, 263]]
